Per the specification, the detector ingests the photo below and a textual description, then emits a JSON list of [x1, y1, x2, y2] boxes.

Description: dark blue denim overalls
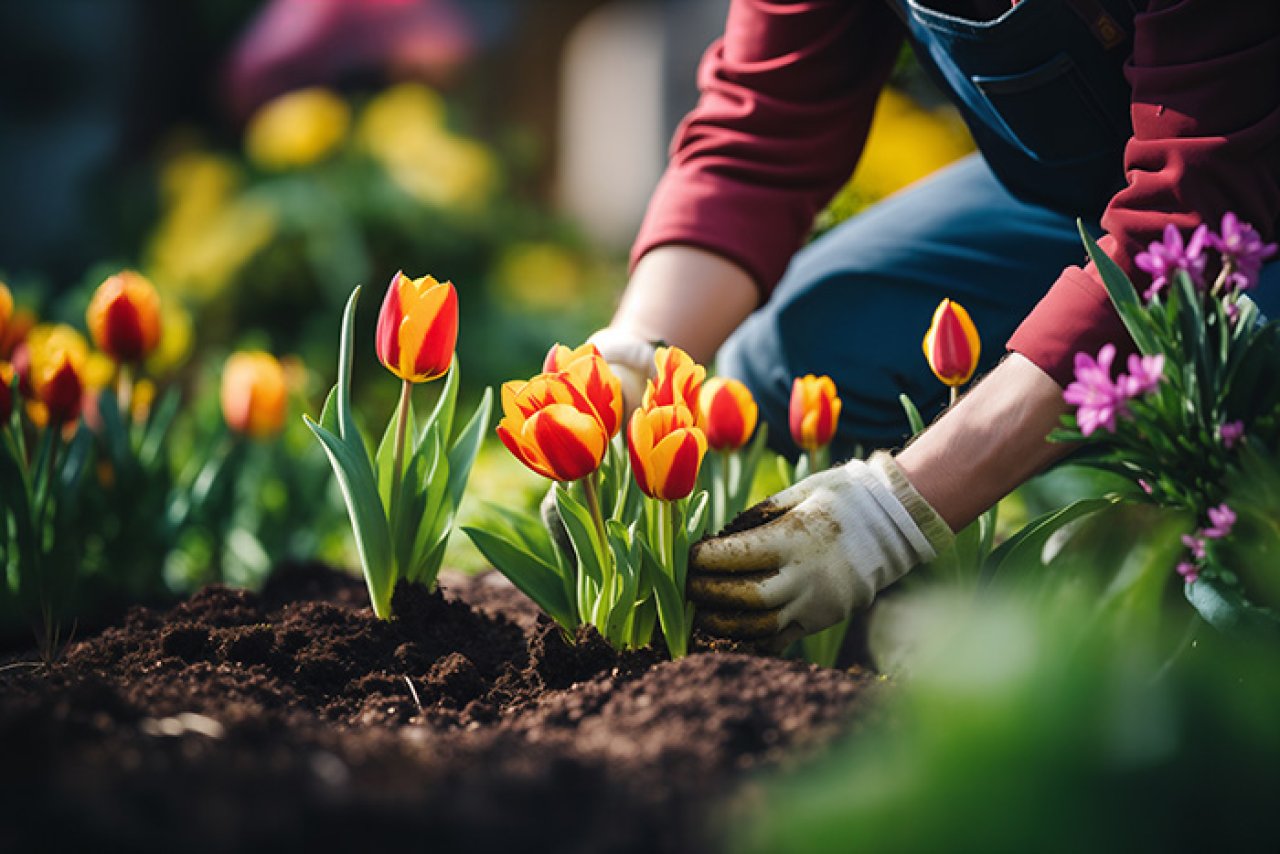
[[719, 0, 1280, 456]]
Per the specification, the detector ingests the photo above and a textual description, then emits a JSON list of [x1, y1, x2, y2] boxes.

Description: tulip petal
[[375, 272, 406, 374], [401, 279, 458, 381], [529, 405, 606, 481]]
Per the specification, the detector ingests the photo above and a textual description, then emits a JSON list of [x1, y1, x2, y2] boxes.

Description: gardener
[[582, 0, 1280, 644]]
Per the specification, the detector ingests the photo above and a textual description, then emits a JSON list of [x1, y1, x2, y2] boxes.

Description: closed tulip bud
[[923, 298, 980, 387], [789, 374, 841, 452], [642, 346, 705, 412], [698, 377, 758, 451], [497, 373, 608, 482], [0, 362, 13, 424], [222, 351, 288, 439], [87, 271, 162, 363], [628, 404, 707, 500], [560, 353, 624, 439], [542, 341, 601, 373], [375, 272, 458, 383], [33, 350, 84, 426], [0, 281, 11, 346]]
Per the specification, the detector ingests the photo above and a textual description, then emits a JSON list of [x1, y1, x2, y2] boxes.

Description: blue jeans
[[718, 153, 1280, 460]]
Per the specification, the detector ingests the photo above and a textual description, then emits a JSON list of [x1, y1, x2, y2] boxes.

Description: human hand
[[688, 452, 953, 644]]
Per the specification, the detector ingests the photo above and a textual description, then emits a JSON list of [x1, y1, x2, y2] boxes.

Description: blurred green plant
[[736, 586, 1280, 853]]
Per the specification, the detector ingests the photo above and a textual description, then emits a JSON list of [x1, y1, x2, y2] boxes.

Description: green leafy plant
[[304, 284, 491, 618]]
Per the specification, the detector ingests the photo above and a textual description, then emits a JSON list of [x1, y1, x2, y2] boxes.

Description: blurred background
[[0, 0, 972, 581]]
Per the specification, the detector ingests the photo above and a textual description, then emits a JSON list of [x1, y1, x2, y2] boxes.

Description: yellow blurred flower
[[356, 82, 495, 209], [146, 300, 195, 376], [494, 243, 585, 310], [147, 149, 276, 302], [245, 87, 351, 171]]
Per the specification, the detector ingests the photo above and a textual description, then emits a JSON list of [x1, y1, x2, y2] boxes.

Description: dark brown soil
[[0, 562, 879, 854]]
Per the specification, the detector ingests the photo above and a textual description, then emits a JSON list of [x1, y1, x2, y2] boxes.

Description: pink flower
[[1204, 503, 1236, 539], [1063, 344, 1123, 436], [1135, 223, 1210, 301], [1117, 353, 1164, 398], [1176, 561, 1200, 584], [1211, 213, 1277, 292], [1219, 420, 1245, 449], [1181, 534, 1206, 561], [1138, 479, 1154, 495]]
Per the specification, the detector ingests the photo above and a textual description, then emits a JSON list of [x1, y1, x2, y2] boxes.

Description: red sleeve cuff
[[1006, 251, 1136, 387]]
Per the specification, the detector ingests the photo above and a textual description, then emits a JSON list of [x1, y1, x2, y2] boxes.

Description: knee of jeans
[[716, 318, 795, 455]]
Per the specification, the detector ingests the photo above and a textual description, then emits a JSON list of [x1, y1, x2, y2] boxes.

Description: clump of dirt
[[0, 563, 879, 853]]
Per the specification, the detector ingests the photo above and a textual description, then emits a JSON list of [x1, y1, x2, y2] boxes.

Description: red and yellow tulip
[[923, 298, 980, 387], [789, 374, 841, 452], [642, 346, 705, 412], [698, 377, 758, 451], [497, 373, 609, 482], [222, 351, 288, 439], [375, 271, 458, 383], [628, 404, 707, 501], [86, 271, 163, 363], [542, 341, 601, 373], [32, 349, 85, 427]]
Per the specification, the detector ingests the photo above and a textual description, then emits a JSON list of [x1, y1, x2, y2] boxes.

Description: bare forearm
[[895, 353, 1071, 531], [611, 246, 759, 365]]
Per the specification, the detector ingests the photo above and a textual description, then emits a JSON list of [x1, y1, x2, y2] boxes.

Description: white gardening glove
[[688, 451, 954, 642]]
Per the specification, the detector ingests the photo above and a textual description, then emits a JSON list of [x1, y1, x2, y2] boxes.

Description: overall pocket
[[972, 51, 1127, 165]]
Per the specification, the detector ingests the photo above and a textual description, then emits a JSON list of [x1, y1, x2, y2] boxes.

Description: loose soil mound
[[0, 563, 878, 853]]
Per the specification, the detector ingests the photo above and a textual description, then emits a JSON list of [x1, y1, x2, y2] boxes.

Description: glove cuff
[[867, 451, 955, 557], [586, 328, 657, 377]]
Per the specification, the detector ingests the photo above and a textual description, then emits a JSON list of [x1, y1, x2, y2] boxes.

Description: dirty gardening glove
[[688, 451, 954, 643], [540, 327, 657, 556]]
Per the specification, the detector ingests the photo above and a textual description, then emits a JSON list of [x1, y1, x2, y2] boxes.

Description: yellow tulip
[[642, 346, 705, 412], [628, 404, 707, 501], [375, 272, 458, 384], [698, 377, 759, 451], [245, 87, 350, 171], [789, 375, 841, 452], [497, 373, 608, 482]]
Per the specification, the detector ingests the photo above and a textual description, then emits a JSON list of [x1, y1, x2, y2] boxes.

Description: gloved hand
[[688, 451, 954, 643]]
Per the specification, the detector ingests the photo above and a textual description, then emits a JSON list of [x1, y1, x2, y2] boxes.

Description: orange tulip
[[0, 282, 11, 347], [497, 373, 609, 482], [628, 404, 707, 500], [789, 374, 841, 452], [1, 306, 34, 360], [375, 271, 458, 383], [923, 298, 981, 387], [697, 377, 758, 451], [0, 362, 13, 424], [642, 346, 705, 412], [222, 351, 288, 439], [542, 341, 601, 373], [86, 271, 162, 363]]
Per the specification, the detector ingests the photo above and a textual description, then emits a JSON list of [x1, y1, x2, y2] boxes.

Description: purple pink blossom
[[1203, 503, 1237, 539], [1211, 212, 1277, 292], [1063, 344, 1164, 437], [1135, 223, 1210, 301], [1176, 561, 1199, 584], [1219, 420, 1245, 449]]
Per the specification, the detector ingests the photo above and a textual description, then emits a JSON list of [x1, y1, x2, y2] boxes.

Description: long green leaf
[[1078, 220, 1158, 356], [984, 496, 1118, 583], [444, 387, 492, 511], [555, 484, 606, 587], [463, 525, 576, 629], [303, 414, 393, 617], [641, 536, 689, 658], [419, 357, 460, 449], [376, 397, 416, 514], [1185, 576, 1280, 641]]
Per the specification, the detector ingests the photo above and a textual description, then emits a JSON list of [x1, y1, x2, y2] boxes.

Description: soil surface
[[0, 563, 879, 853]]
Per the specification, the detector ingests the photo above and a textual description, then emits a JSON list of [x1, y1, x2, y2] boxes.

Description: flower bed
[[0, 564, 877, 852]]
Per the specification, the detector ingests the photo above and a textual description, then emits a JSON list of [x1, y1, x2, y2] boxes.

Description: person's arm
[[607, 0, 903, 358], [1008, 0, 1280, 384]]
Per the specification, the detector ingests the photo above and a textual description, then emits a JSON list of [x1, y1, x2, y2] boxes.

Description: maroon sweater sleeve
[[1008, 0, 1280, 385], [629, 0, 904, 295]]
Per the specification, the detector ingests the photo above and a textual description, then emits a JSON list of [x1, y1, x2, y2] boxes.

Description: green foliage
[[305, 286, 491, 618], [699, 426, 770, 535], [739, 587, 1280, 853]]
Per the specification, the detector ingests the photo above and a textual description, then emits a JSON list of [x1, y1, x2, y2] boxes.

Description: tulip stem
[[389, 379, 412, 531], [582, 471, 608, 552], [949, 386, 958, 408], [118, 363, 134, 425]]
